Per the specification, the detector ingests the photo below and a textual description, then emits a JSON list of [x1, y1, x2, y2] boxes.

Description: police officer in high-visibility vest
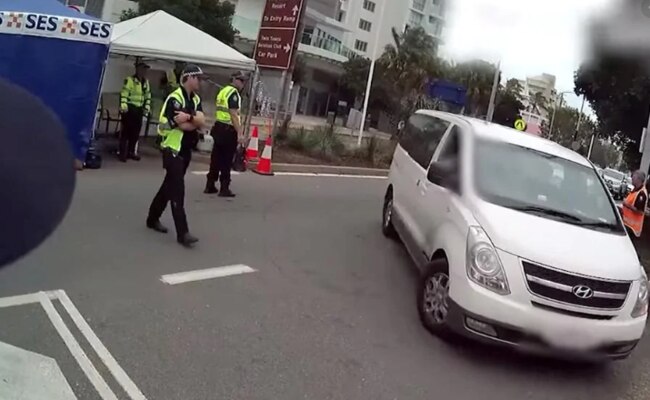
[[162, 61, 185, 96], [622, 170, 648, 239], [147, 65, 206, 247], [204, 72, 247, 196], [119, 62, 152, 162]]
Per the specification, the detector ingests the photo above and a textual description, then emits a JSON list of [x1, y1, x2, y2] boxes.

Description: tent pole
[[244, 67, 260, 140]]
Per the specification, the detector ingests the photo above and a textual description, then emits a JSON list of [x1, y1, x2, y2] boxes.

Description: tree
[[379, 27, 439, 99], [121, 0, 237, 45], [574, 56, 650, 167], [590, 139, 622, 169], [339, 57, 371, 108], [448, 60, 497, 117], [492, 80, 525, 127], [529, 91, 549, 115], [540, 105, 596, 152]]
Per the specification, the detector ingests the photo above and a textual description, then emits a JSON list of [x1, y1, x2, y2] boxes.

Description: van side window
[[437, 126, 461, 162], [399, 114, 450, 168]]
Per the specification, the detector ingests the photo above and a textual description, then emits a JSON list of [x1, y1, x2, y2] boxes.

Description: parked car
[[383, 110, 647, 360], [602, 168, 628, 200]]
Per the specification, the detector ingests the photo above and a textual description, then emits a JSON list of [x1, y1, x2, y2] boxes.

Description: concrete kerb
[[136, 141, 389, 177]]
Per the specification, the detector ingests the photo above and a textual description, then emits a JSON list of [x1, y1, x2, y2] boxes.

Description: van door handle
[[416, 179, 421, 186]]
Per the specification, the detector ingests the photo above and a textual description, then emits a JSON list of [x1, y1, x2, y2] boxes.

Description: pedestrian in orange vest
[[622, 170, 648, 238]]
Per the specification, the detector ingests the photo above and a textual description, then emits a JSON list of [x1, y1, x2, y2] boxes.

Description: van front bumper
[[445, 298, 640, 360]]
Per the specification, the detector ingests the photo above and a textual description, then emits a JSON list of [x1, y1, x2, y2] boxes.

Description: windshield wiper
[[510, 206, 583, 222], [573, 221, 619, 230]]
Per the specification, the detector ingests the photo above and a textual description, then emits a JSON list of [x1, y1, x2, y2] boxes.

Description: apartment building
[[339, 0, 446, 58], [516, 73, 557, 135]]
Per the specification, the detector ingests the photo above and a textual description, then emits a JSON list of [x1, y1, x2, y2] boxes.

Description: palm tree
[[530, 91, 549, 115], [449, 60, 496, 117]]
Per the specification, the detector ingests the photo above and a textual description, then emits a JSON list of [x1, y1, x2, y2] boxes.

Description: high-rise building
[[339, 0, 446, 58], [517, 73, 557, 135]]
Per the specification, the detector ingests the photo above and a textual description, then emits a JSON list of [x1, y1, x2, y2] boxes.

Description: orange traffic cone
[[246, 126, 259, 161], [253, 134, 274, 176]]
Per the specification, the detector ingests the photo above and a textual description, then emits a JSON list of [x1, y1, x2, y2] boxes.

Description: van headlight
[[631, 270, 648, 318], [466, 226, 510, 295]]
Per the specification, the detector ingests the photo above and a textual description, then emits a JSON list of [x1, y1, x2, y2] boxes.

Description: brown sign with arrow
[[254, 0, 304, 70]]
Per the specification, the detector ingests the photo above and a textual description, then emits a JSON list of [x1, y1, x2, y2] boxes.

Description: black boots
[[178, 233, 199, 247], [218, 188, 236, 198], [146, 219, 168, 234], [204, 179, 218, 194]]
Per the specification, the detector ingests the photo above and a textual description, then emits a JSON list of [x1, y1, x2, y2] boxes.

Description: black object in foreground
[[0, 78, 75, 269]]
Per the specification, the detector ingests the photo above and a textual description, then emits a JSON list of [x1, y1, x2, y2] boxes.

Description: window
[[408, 11, 424, 26], [359, 19, 372, 32], [412, 0, 426, 11], [354, 40, 368, 52], [436, 126, 461, 162], [337, 10, 346, 22], [399, 114, 450, 168], [363, 0, 376, 12]]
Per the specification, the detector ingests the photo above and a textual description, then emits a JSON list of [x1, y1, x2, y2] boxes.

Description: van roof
[[415, 110, 592, 167]]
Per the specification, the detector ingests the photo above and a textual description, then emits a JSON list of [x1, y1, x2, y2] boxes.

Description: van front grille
[[522, 261, 630, 310]]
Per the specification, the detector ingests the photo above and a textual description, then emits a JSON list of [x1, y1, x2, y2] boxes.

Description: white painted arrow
[[284, 43, 291, 53], [292, 5, 299, 16], [0, 341, 77, 399]]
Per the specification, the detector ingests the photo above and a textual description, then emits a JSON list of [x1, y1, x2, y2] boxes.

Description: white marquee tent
[[110, 10, 256, 71]]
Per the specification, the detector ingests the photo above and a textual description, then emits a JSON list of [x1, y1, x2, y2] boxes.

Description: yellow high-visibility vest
[[215, 85, 240, 125], [158, 88, 201, 153], [120, 76, 151, 113]]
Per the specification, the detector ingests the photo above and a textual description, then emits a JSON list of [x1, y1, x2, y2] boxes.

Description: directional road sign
[[254, 0, 305, 70]]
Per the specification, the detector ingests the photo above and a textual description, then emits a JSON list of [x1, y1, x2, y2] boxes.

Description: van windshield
[[474, 139, 624, 233]]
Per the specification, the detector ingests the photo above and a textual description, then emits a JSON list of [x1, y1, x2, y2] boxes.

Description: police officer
[[119, 62, 151, 162], [204, 72, 248, 197], [162, 61, 185, 96], [147, 64, 206, 247]]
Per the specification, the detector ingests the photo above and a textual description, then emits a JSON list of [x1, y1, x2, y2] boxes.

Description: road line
[[191, 170, 387, 179], [37, 292, 118, 400], [273, 172, 387, 179], [160, 264, 256, 285], [191, 171, 240, 176], [55, 290, 148, 400], [0, 293, 41, 308]]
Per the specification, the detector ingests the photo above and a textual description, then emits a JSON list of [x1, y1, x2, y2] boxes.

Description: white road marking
[[0, 341, 77, 400], [191, 171, 240, 176], [37, 292, 118, 400], [0, 292, 42, 308], [190, 170, 386, 179], [55, 290, 147, 400], [160, 264, 256, 285], [273, 172, 387, 179]]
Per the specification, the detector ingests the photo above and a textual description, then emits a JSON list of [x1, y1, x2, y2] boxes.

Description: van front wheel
[[418, 259, 453, 338]]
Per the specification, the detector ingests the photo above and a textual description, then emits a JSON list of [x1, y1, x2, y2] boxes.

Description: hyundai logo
[[572, 285, 594, 299]]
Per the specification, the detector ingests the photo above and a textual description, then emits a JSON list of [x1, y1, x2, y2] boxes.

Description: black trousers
[[207, 122, 238, 189], [148, 149, 192, 238], [120, 107, 144, 157]]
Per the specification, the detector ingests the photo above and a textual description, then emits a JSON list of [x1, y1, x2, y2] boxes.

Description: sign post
[[254, 0, 305, 134]]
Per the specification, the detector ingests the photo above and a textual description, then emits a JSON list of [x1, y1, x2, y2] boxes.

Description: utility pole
[[486, 61, 501, 123], [358, 0, 386, 147]]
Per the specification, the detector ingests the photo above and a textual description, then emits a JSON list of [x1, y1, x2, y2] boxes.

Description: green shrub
[[286, 127, 308, 151]]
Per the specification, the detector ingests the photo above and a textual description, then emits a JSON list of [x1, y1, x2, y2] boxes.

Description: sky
[[439, 0, 614, 110]]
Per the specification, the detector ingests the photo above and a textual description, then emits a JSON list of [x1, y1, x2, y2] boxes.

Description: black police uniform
[[205, 88, 240, 196], [147, 86, 201, 245]]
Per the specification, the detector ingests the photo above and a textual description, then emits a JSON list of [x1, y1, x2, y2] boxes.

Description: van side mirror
[[428, 160, 460, 193], [397, 120, 405, 133]]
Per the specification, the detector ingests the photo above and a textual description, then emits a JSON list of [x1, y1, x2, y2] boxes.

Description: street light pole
[[357, 0, 386, 147], [486, 60, 501, 123], [548, 90, 571, 138], [573, 95, 586, 142]]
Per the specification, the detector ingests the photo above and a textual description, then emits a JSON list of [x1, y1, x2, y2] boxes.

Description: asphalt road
[[1, 157, 650, 400]]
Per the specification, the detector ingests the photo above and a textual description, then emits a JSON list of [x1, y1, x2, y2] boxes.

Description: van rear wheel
[[382, 190, 397, 239]]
